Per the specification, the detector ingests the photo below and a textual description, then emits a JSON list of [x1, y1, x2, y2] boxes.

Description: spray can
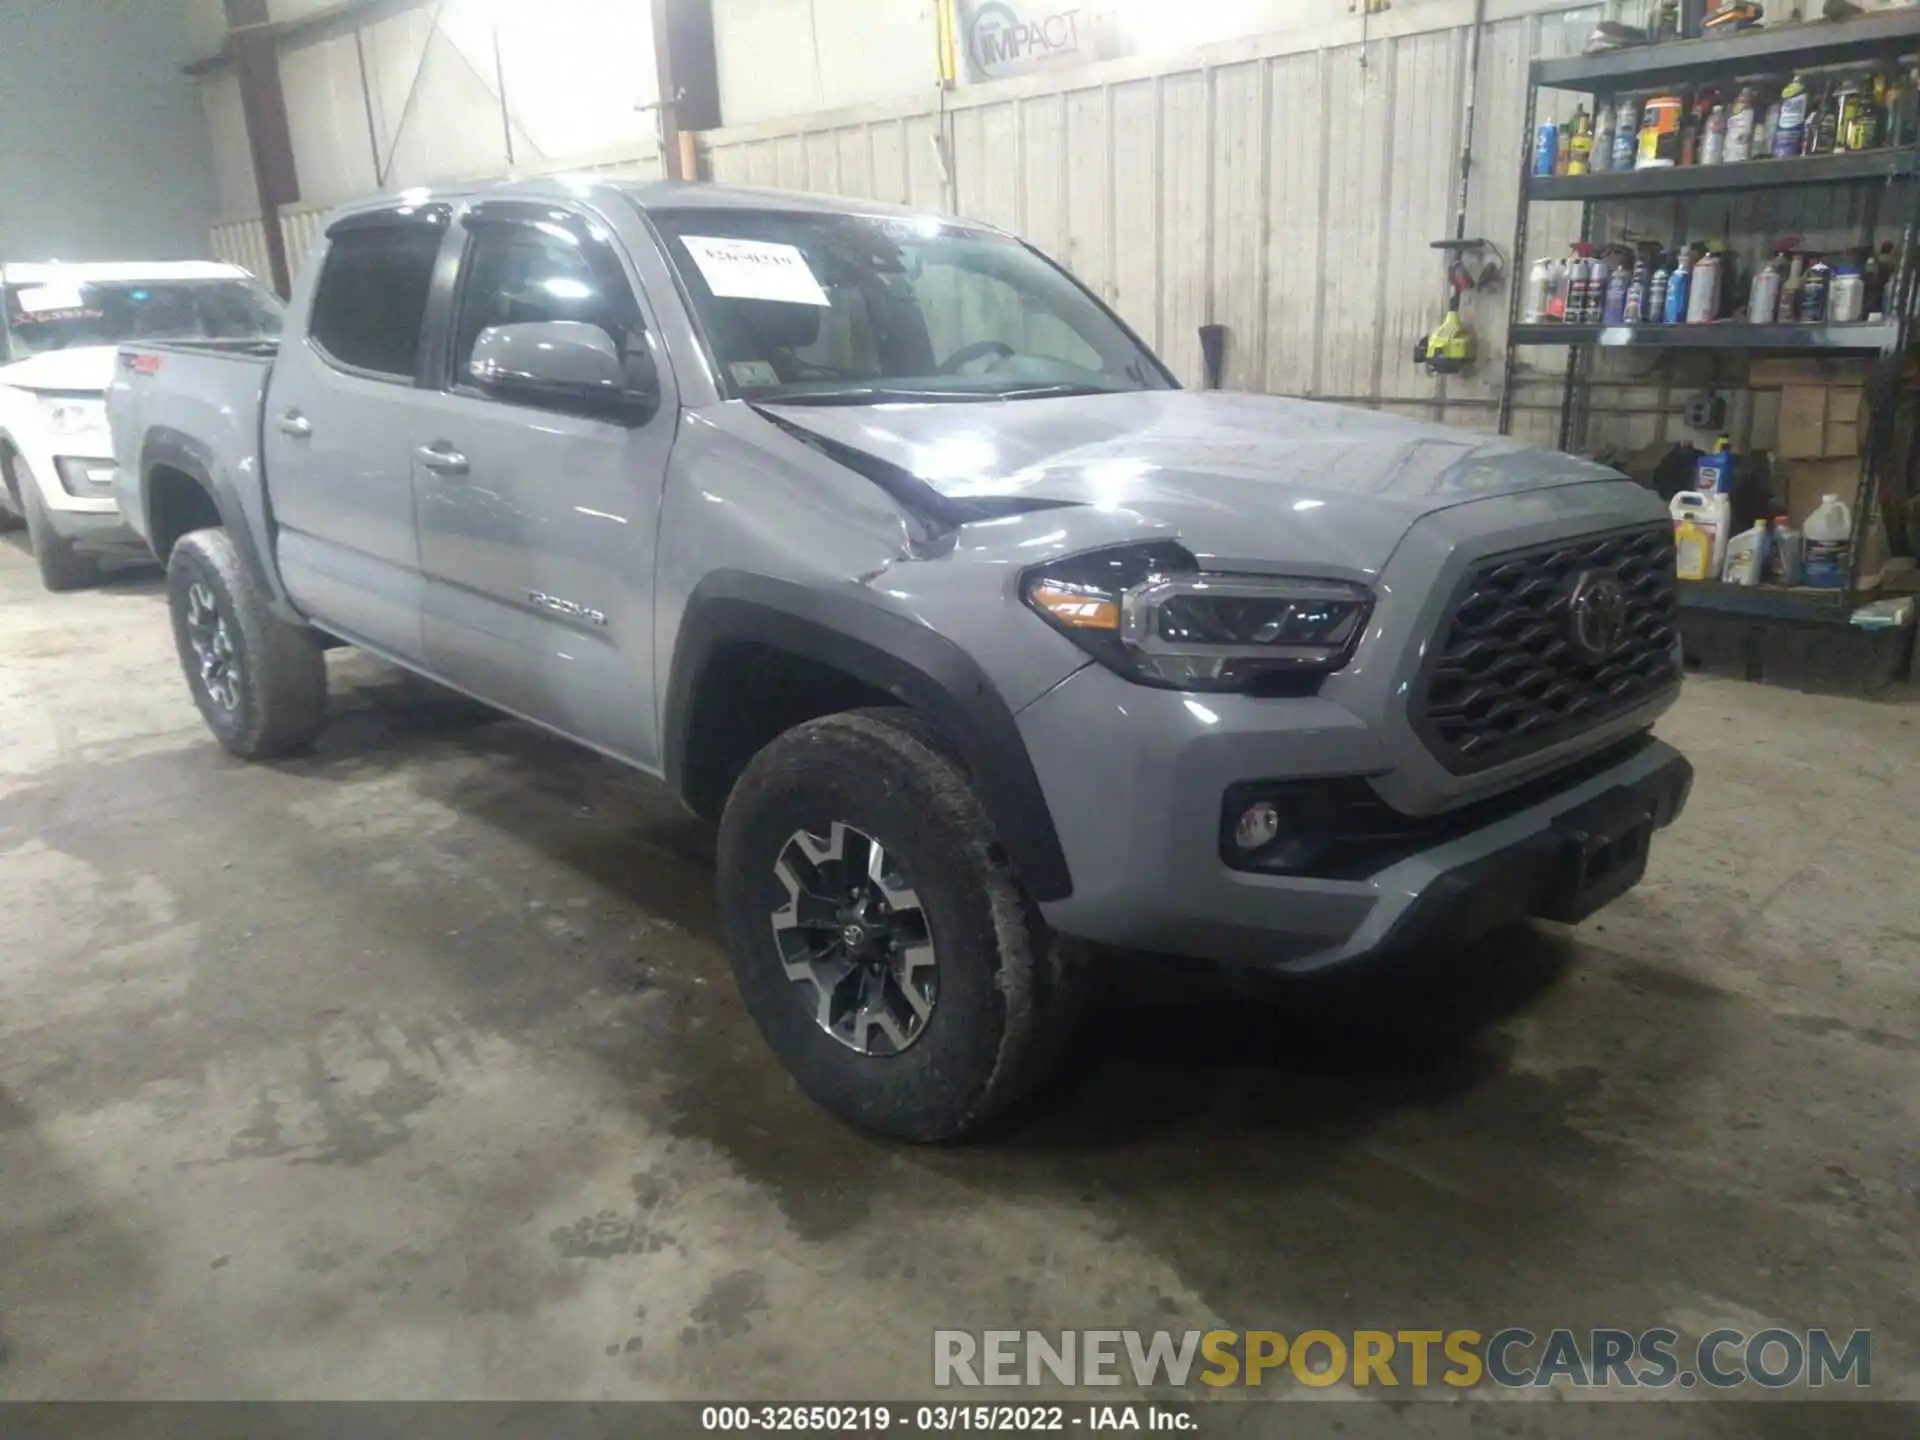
[[1837, 80, 1868, 151], [1603, 259, 1631, 325], [1592, 102, 1615, 173], [1702, 104, 1728, 165], [1800, 258, 1832, 322], [1686, 251, 1721, 323], [1534, 121, 1559, 177], [1524, 256, 1554, 323], [1664, 252, 1693, 324], [1774, 74, 1809, 156], [1648, 265, 1670, 323], [1811, 85, 1839, 155], [1568, 105, 1592, 174], [1612, 97, 1640, 171], [1726, 86, 1757, 161], [1756, 100, 1778, 158], [1748, 253, 1784, 324], [1587, 256, 1612, 324], [1623, 257, 1649, 323]]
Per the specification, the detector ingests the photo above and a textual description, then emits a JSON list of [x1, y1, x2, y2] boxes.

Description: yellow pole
[[936, 0, 958, 86]]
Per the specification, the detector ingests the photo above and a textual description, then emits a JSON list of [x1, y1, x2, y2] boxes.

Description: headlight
[[1022, 543, 1372, 693], [41, 397, 108, 438]]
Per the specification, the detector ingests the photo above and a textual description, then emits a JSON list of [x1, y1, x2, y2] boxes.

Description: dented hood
[[760, 389, 1624, 576]]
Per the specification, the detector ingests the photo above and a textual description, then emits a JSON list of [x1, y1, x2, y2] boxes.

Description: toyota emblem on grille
[[1566, 570, 1628, 663]]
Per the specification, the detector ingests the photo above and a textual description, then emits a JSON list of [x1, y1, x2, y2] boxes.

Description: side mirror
[[468, 320, 658, 423]]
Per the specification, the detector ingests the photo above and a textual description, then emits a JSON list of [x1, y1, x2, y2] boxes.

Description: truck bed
[[107, 338, 276, 561]]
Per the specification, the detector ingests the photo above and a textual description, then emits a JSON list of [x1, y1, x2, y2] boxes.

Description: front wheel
[[17, 464, 102, 591], [166, 528, 328, 758], [716, 709, 1085, 1142]]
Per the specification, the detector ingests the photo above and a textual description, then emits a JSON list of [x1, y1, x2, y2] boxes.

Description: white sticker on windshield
[[17, 285, 86, 314], [681, 236, 830, 307]]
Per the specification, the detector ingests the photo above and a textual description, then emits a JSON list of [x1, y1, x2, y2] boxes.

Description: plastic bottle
[[1767, 515, 1803, 586], [1721, 521, 1771, 586], [1774, 74, 1809, 156], [1568, 104, 1592, 174], [1674, 516, 1713, 580], [1603, 258, 1631, 325], [1664, 252, 1692, 323], [1756, 100, 1778, 158], [1524, 256, 1554, 323], [1695, 435, 1735, 496], [1781, 253, 1806, 320], [1703, 104, 1728, 164], [1811, 85, 1839, 155], [1687, 251, 1721, 324], [1726, 86, 1757, 161], [1802, 494, 1854, 588], [1830, 259, 1865, 323], [1593, 101, 1616, 173], [1612, 97, 1640, 171], [1748, 253, 1784, 323], [1800, 258, 1832, 322], [1671, 490, 1732, 579]]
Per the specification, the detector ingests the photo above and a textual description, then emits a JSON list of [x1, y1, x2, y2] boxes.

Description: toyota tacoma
[[108, 179, 1691, 1140]]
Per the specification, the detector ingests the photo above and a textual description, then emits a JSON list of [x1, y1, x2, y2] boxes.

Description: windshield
[[651, 208, 1172, 403], [2, 278, 283, 358]]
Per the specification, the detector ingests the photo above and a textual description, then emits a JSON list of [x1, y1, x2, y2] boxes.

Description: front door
[[412, 202, 676, 767]]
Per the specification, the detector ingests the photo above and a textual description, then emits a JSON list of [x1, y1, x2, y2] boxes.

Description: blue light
[[130, 290, 150, 301]]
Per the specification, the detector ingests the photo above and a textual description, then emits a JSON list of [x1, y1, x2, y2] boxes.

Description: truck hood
[[762, 390, 1623, 576], [0, 345, 119, 395]]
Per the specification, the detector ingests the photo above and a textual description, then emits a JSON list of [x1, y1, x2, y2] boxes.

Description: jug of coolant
[[1722, 520, 1770, 585], [1802, 494, 1854, 588], [1671, 490, 1729, 579]]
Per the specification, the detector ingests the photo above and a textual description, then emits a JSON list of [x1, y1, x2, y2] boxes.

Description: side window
[[308, 225, 441, 378], [451, 219, 641, 386]]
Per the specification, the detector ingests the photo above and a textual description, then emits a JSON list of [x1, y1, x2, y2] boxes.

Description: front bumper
[[1020, 665, 1690, 973]]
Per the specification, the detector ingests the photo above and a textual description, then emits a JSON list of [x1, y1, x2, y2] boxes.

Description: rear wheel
[[716, 708, 1085, 1142], [166, 528, 328, 758], [17, 463, 102, 591]]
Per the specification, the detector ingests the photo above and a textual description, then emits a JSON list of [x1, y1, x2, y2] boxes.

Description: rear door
[[411, 199, 677, 766], [265, 206, 449, 662]]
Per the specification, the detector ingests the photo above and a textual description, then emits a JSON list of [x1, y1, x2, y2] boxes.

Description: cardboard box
[[1781, 457, 1862, 526], [1776, 383, 1867, 459], [1779, 385, 1829, 458], [1748, 357, 1873, 388]]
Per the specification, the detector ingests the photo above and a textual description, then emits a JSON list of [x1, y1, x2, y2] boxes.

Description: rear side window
[[308, 225, 442, 378]]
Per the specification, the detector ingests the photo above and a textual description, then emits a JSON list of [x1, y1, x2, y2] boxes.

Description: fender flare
[[140, 426, 288, 608], [662, 571, 1074, 903]]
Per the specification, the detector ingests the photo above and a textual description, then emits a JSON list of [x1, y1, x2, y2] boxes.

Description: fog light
[[1233, 801, 1281, 853]]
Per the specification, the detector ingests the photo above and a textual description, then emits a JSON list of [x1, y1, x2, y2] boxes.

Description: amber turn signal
[[1027, 581, 1119, 631]]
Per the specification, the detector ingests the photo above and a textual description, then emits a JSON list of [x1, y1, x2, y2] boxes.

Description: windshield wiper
[[759, 386, 1001, 406], [989, 383, 1129, 400]]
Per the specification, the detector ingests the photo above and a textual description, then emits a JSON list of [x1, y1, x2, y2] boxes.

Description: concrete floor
[[0, 536, 1915, 1414]]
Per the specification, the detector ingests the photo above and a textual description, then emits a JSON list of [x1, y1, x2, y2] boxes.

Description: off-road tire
[[716, 708, 1086, 1142], [167, 527, 327, 758], [17, 463, 102, 591]]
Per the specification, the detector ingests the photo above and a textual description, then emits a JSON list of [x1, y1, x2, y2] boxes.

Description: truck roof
[[328, 177, 978, 229], [0, 260, 254, 286]]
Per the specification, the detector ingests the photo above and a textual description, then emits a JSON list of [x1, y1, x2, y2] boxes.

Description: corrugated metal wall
[[705, 1, 1609, 446]]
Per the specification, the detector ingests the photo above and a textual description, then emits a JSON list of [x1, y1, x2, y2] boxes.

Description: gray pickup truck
[[109, 178, 1691, 1140]]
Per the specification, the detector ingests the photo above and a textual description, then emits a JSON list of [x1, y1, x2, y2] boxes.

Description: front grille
[[1415, 523, 1680, 773]]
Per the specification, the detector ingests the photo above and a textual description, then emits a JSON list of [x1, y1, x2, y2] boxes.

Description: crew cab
[[0, 260, 281, 588], [109, 179, 1691, 1140]]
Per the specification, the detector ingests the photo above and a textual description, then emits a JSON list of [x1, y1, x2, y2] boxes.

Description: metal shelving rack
[[1499, 12, 1920, 623]]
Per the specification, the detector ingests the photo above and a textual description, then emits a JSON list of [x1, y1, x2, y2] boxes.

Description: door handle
[[414, 443, 470, 477], [277, 412, 312, 439]]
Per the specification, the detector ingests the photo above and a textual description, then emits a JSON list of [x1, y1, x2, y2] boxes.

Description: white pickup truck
[[0, 261, 282, 588]]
